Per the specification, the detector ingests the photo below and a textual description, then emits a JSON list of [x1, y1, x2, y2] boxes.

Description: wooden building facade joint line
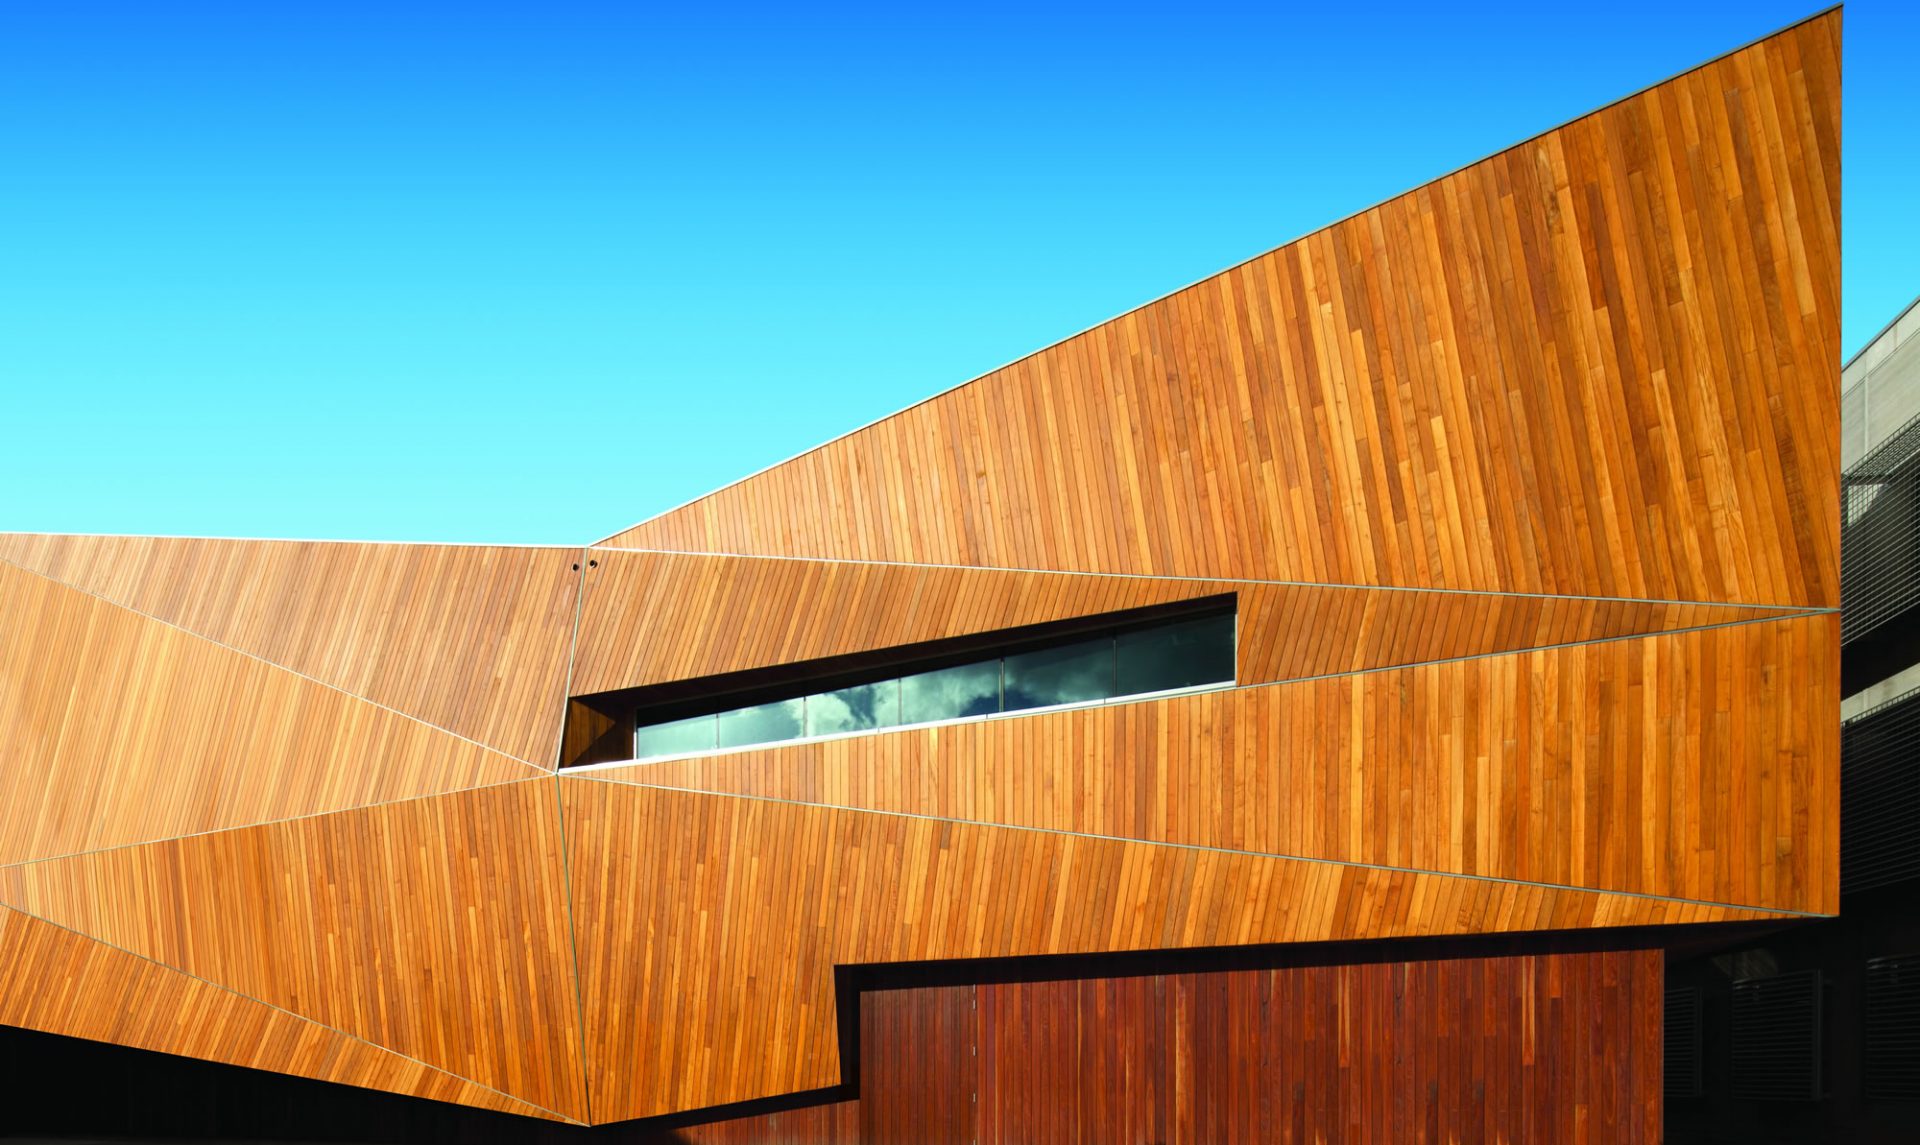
[[0, 551, 559, 774], [548, 552, 593, 771], [0, 774, 545, 873], [542, 770, 599, 1125], [579, 542, 1837, 614], [0, 776, 591, 1120], [560, 772, 1830, 921], [0, 904, 585, 1125], [559, 776, 1789, 1119]]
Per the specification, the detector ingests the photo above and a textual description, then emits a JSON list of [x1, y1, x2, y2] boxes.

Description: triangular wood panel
[[570, 547, 1234, 697], [1235, 583, 1805, 684], [0, 561, 542, 866], [0, 905, 572, 1122], [0, 535, 581, 763], [0, 777, 587, 1123], [571, 546, 1805, 697], [560, 776, 1785, 1122], [601, 14, 1838, 609], [595, 615, 1837, 915]]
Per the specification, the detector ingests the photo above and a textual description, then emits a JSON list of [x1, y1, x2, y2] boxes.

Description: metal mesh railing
[[1730, 970, 1825, 1101], [1842, 684, 1920, 895], [1842, 410, 1920, 644], [1866, 954, 1920, 1100], [1664, 986, 1703, 1100]]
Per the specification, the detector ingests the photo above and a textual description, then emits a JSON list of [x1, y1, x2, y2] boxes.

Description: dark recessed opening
[[559, 593, 1236, 769]]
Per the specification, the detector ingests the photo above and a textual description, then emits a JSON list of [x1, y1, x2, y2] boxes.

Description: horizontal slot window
[[617, 598, 1236, 764], [634, 712, 717, 759], [805, 680, 900, 737], [1118, 612, 1236, 695], [901, 660, 1002, 725], [1003, 635, 1113, 711], [716, 697, 804, 749]]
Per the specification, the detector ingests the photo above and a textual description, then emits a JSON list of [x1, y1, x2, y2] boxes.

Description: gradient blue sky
[[1, 2, 1908, 544]]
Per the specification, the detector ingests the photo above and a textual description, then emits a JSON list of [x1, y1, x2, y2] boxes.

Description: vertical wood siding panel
[[0, 778, 587, 1121], [563, 776, 1770, 1119], [0, 537, 580, 763], [602, 18, 1837, 613], [0, 563, 541, 865]]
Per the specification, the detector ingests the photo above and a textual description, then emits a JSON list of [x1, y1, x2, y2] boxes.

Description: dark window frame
[[582, 593, 1236, 767]]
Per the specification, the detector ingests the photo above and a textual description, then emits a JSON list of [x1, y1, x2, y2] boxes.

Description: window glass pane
[[806, 680, 900, 736], [900, 660, 1001, 724], [1116, 612, 1235, 696], [1002, 636, 1114, 712], [716, 697, 805, 749], [635, 713, 716, 759]]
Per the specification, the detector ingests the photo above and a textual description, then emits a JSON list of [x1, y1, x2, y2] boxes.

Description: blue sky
[[0, 2, 1907, 544]]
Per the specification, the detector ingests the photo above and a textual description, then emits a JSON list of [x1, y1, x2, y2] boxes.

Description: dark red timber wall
[[681, 948, 1662, 1145]]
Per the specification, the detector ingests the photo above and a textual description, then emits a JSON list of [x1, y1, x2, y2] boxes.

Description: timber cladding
[[566, 545, 1808, 698], [664, 948, 1663, 1145], [561, 775, 1775, 1120], [0, 9, 1838, 1132], [600, 14, 1838, 610]]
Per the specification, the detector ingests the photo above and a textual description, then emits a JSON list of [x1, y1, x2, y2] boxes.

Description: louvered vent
[[1664, 986, 1702, 1099], [1843, 410, 1920, 645], [1730, 970, 1823, 1101], [1866, 954, 1920, 1101], [1842, 687, 1920, 894]]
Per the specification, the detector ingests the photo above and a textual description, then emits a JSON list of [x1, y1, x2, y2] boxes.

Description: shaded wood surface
[[0, 905, 571, 1123], [629, 950, 1660, 1143], [971, 951, 1660, 1144], [0, 777, 587, 1123], [638, 988, 975, 1145]]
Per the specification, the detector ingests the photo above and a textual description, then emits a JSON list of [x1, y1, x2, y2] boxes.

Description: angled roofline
[[1845, 293, 1920, 372], [590, 3, 1843, 547]]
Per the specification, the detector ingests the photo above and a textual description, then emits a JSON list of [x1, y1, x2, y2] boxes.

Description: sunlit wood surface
[[0, 777, 587, 1123], [0, 560, 540, 866], [571, 546, 1806, 696], [603, 14, 1839, 612], [0, 10, 1840, 1126], [607, 613, 1837, 914], [0, 535, 583, 763]]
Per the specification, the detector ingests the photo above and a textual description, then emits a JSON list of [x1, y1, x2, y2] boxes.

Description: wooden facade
[[660, 948, 1664, 1145], [611, 615, 1837, 911], [968, 954, 1664, 1145], [0, 534, 582, 764], [0, 10, 1839, 1136], [0, 906, 568, 1122], [562, 776, 1778, 1122], [0, 558, 544, 867], [0, 777, 587, 1122], [600, 16, 1839, 613]]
